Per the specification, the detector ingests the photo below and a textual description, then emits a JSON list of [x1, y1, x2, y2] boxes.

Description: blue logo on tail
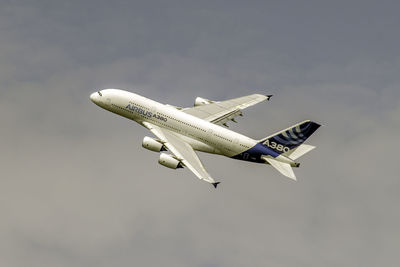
[[261, 121, 320, 154], [231, 121, 320, 163]]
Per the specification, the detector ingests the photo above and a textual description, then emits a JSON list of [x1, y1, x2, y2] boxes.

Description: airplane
[[90, 89, 320, 188]]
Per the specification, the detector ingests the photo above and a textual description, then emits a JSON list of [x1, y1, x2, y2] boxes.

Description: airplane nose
[[90, 92, 97, 103]]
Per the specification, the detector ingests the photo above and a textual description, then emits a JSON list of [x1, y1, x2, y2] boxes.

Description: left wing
[[183, 94, 272, 126], [142, 122, 219, 188]]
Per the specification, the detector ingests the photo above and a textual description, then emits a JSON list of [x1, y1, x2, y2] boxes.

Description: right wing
[[183, 94, 272, 126], [142, 122, 219, 187]]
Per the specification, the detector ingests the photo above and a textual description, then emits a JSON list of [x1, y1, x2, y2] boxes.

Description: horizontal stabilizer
[[285, 144, 316, 160], [262, 156, 296, 181]]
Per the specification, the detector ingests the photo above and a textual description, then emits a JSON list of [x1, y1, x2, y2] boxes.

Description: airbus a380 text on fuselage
[[90, 89, 320, 188]]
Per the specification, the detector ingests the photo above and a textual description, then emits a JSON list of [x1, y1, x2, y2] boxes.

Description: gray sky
[[1, 0, 399, 266]]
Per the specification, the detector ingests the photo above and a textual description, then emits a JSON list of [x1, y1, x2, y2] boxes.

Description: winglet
[[212, 182, 220, 188], [266, 95, 273, 101]]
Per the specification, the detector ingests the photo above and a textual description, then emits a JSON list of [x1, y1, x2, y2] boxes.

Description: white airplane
[[90, 89, 320, 188]]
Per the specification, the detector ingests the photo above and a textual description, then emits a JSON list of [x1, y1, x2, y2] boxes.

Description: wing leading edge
[[142, 122, 219, 187]]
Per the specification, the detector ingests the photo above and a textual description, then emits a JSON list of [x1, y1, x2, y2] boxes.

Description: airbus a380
[[90, 89, 320, 188]]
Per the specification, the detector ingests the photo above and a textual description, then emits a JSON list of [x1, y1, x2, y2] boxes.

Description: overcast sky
[[1, 0, 399, 266]]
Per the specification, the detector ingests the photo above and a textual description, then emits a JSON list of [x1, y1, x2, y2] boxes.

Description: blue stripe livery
[[232, 120, 320, 162], [232, 143, 280, 163]]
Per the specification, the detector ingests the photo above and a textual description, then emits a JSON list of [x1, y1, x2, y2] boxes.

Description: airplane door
[[150, 106, 157, 122], [234, 138, 239, 147], [207, 128, 214, 144], [106, 98, 111, 107], [234, 138, 240, 150]]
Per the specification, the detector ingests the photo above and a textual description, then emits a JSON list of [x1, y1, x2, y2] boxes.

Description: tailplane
[[259, 120, 320, 180], [283, 144, 316, 160], [262, 156, 296, 181]]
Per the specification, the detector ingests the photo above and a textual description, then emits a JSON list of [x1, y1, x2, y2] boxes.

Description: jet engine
[[158, 153, 183, 169], [194, 97, 214, 106], [142, 136, 166, 152]]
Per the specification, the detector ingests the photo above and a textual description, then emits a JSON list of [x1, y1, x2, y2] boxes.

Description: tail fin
[[259, 120, 320, 156]]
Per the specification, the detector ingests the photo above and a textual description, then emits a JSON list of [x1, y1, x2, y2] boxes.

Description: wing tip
[[212, 182, 221, 188]]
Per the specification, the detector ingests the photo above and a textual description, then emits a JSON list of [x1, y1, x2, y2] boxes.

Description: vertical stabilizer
[[259, 120, 320, 155]]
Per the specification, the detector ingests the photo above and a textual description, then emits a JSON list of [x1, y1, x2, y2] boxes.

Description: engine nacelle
[[158, 153, 183, 169], [142, 136, 165, 152], [194, 97, 214, 106]]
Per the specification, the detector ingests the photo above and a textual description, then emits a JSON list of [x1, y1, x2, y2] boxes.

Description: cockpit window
[[97, 91, 102, 96]]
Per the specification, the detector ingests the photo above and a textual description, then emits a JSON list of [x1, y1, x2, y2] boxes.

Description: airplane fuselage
[[90, 88, 321, 185]]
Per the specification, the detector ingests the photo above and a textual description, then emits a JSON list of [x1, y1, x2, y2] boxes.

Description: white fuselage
[[91, 89, 257, 158]]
